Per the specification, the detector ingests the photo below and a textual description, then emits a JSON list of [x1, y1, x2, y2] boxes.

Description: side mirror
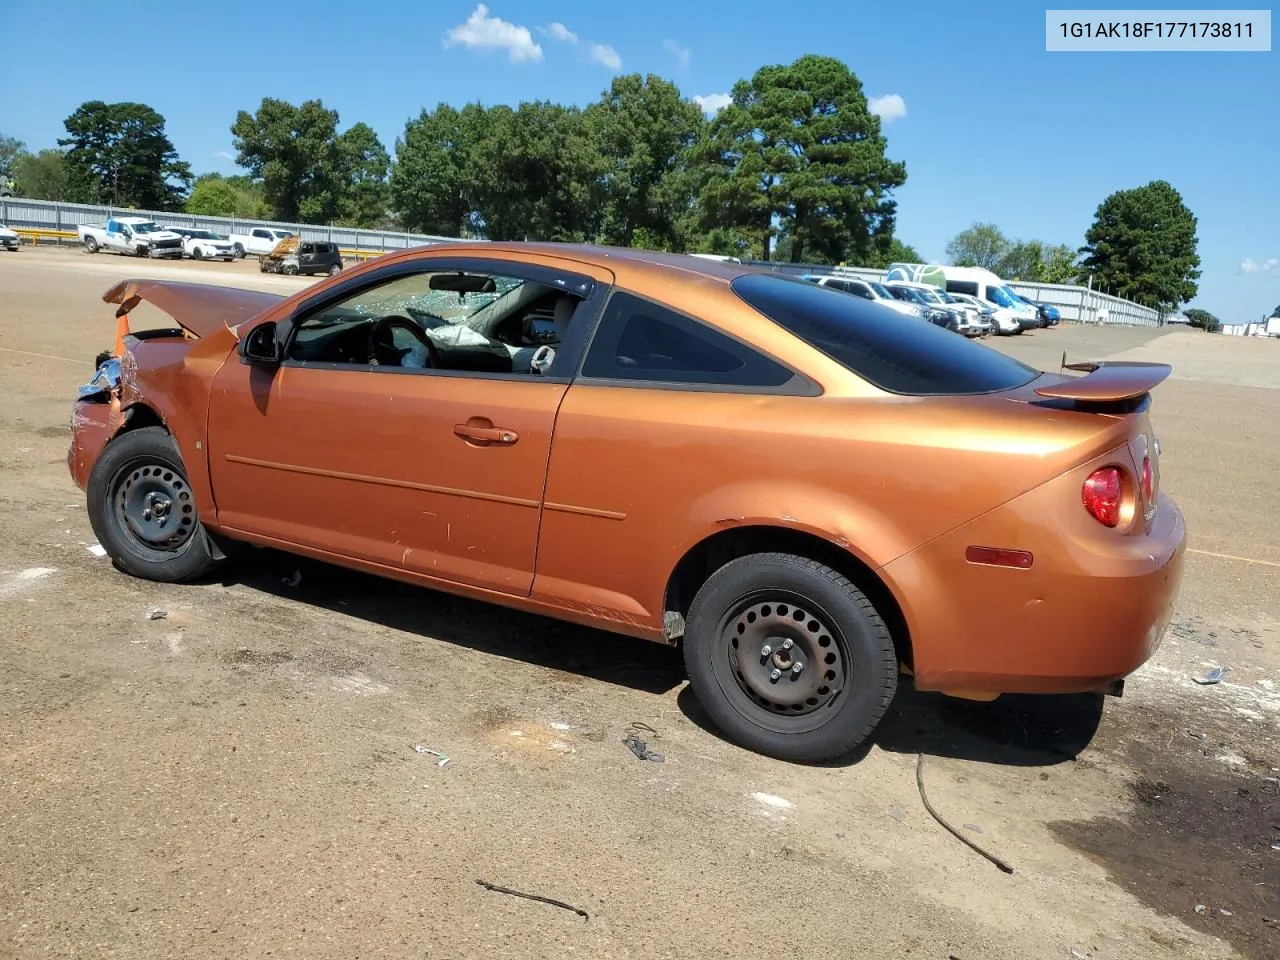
[[240, 322, 282, 366]]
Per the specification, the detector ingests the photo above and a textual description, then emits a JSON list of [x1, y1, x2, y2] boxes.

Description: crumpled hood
[[103, 278, 285, 340]]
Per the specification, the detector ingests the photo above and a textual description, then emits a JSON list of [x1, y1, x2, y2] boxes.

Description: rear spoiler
[[1033, 360, 1172, 403]]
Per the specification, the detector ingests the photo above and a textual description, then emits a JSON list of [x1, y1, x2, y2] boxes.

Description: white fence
[[0, 196, 471, 253], [743, 260, 1162, 327]]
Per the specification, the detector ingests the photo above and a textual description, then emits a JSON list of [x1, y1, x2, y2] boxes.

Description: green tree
[[58, 101, 192, 208], [10, 149, 72, 200], [1182, 308, 1220, 332], [997, 240, 1046, 280], [0, 134, 24, 177], [694, 54, 906, 263], [232, 98, 381, 224], [585, 73, 705, 249], [186, 173, 270, 218], [946, 222, 1009, 270], [391, 102, 487, 236], [861, 237, 922, 269], [1079, 180, 1200, 309], [1040, 243, 1080, 284], [469, 102, 606, 242], [334, 122, 390, 227]]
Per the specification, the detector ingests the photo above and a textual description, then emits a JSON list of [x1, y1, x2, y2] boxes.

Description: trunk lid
[[1017, 360, 1169, 534]]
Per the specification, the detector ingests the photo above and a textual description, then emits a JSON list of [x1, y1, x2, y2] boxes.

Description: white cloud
[[588, 42, 622, 71], [444, 4, 542, 64], [867, 93, 907, 123], [545, 22, 578, 43], [663, 38, 690, 69], [693, 92, 732, 115], [212, 149, 234, 161], [1240, 257, 1278, 273]]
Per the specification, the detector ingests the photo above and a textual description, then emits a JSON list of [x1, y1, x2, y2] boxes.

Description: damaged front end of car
[[67, 352, 127, 493]]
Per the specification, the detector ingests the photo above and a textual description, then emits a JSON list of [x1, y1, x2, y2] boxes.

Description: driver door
[[205, 255, 611, 598]]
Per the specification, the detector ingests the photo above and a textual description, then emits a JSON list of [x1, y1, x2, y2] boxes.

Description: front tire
[[683, 553, 898, 763], [86, 426, 222, 583]]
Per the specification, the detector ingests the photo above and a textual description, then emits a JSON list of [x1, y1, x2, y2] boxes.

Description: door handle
[[454, 423, 518, 445]]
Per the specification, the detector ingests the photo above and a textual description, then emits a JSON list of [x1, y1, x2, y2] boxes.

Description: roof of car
[[408, 241, 759, 284]]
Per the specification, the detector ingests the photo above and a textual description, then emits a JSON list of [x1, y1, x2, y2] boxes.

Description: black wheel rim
[[110, 456, 198, 558], [712, 590, 849, 735]]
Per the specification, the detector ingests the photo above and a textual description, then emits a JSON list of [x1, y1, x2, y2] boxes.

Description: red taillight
[[1082, 467, 1122, 527], [1141, 456, 1153, 501]]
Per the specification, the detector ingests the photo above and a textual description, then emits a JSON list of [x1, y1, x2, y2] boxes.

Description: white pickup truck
[[78, 216, 185, 258], [228, 226, 295, 259]]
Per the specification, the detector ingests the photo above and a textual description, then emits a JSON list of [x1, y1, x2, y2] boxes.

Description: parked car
[[800, 274, 925, 320], [883, 282, 963, 332], [948, 292, 1022, 336], [1011, 293, 1061, 327], [0, 223, 20, 251], [228, 227, 296, 259], [260, 238, 344, 277], [78, 217, 185, 258], [894, 264, 1042, 331], [67, 247, 1186, 763], [167, 227, 238, 261], [892, 281, 987, 336]]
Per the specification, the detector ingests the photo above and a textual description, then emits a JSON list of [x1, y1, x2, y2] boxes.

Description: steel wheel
[[111, 458, 198, 559], [712, 589, 852, 735]]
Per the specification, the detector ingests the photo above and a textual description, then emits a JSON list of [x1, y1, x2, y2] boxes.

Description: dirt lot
[[1, 246, 1277, 960]]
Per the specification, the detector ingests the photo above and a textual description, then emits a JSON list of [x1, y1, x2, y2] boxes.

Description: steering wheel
[[366, 315, 440, 368]]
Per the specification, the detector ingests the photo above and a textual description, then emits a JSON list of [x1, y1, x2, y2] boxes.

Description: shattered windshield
[[333, 272, 525, 328]]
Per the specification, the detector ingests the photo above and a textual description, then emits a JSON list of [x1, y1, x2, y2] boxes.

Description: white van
[[886, 263, 1039, 330], [936, 266, 1039, 329]]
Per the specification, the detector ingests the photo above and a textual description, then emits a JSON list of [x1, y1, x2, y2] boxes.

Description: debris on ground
[[412, 745, 450, 767], [475, 878, 589, 919], [888, 803, 907, 823], [915, 754, 1014, 875], [282, 570, 303, 587], [147, 608, 167, 621], [622, 734, 664, 762], [85, 543, 107, 558], [963, 823, 985, 834], [1069, 949, 1092, 959], [1192, 666, 1225, 685], [1194, 904, 1207, 915]]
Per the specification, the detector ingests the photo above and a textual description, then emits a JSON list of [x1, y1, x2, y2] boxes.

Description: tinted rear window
[[731, 274, 1040, 396]]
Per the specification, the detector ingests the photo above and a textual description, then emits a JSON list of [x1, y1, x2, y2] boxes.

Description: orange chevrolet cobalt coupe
[[68, 244, 1186, 762]]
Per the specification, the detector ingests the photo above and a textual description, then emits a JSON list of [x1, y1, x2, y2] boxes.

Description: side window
[[848, 283, 873, 300], [582, 291, 795, 389], [946, 280, 978, 297], [253, 229, 270, 240], [286, 266, 585, 377], [300, 242, 315, 254]]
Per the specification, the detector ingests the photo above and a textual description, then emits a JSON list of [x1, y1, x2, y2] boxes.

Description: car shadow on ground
[[228, 549, 1104, 766], [676, 682, 1104, 768], [225, 550, 686, 696]]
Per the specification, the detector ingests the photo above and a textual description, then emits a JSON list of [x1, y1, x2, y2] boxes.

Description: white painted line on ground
[[1188, 548, 1280, 569], [0, 346, 84, 364]]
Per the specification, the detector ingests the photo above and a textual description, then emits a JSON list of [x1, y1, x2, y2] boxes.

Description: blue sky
[[4, 1, 1276, 319]]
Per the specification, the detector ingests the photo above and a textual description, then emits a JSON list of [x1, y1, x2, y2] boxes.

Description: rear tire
[[84, 237, 99, 254], [328, 263, 342, 276], [683, 552, 898, 763], [192, 247, 203, 260], [86, 426, 222, 583]]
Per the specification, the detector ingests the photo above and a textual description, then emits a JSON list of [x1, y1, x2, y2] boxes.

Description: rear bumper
[[883, 474, 1187, 695]]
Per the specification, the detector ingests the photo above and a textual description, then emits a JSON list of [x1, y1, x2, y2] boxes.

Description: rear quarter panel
[[532, 384, 1132, 631]]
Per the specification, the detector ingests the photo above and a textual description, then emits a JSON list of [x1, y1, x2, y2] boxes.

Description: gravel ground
[[1, 246, 1276, 960]]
